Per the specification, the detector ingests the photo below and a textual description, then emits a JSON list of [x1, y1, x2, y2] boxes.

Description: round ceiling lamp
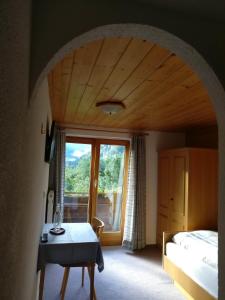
[[96, 101, 125, 115]]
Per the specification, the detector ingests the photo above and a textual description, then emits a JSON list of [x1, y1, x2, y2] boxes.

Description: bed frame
[[162, 231, 217, 300]]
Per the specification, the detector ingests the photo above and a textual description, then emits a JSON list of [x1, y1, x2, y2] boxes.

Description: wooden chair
[[60, 217, 104, 300]]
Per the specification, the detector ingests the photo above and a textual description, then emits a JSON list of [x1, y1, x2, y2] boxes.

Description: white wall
[[22, 77, 52, 299], [145, 131, 186, 244]]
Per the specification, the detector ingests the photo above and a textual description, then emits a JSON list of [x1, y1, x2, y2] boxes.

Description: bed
[[163, 230, 218, 300]]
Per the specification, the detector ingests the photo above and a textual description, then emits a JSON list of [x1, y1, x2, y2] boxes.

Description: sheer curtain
[[112, 154, 125, 231], [47, 126, 65, 221], [123, 135, 146, 250], [55, 128, 65, 217]]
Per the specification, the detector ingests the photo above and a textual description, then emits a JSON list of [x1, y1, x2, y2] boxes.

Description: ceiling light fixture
[[96, 101, 125, 115]]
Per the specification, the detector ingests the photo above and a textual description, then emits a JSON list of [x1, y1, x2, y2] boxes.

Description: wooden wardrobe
[[156, 148, 218, 246]]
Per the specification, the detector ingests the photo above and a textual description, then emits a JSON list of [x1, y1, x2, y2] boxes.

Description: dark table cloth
[[37, 223, 104, 272]]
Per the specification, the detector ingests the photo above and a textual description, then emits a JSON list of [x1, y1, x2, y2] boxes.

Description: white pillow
[[172, 230, 217, 247]]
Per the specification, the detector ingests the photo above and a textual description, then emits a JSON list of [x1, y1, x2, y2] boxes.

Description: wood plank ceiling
[[48, 37, 216, 131]]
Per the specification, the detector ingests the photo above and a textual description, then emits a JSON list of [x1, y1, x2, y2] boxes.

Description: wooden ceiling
[[48, 37, 216, 131]]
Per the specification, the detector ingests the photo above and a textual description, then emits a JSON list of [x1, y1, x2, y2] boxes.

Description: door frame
[[65, 136, 130, 245]]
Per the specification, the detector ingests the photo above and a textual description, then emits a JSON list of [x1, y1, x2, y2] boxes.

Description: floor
[[43, 246, 185, 300]]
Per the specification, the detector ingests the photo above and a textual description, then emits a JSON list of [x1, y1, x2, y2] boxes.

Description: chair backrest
[[91, 217, 104, 241]]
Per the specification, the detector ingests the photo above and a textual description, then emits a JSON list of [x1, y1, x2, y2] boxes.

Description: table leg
[[82, 266, 85, 286], [89, 263, 95, 300], [39, 267, 45, 300], [60, 267, 70, 300]]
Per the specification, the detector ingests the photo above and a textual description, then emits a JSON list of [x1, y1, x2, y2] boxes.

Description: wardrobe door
[[157, 154, 170, 245], [169, 151, 188, 231], [187, 149, 218, 230]]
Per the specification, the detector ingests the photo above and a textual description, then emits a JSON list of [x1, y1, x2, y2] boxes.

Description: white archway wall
[[32, 24, 225, 298]]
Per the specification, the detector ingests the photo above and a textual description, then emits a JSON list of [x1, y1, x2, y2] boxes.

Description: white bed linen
[[172, 230, 218, 269], [166, 242, 218, 298]]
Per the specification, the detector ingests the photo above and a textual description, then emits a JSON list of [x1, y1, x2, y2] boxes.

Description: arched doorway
[[32, 24, 225, 299]]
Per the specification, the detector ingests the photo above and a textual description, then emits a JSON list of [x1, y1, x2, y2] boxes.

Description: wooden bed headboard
[[162, 231, 183, 255]]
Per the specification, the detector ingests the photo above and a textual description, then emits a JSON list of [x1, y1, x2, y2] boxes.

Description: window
[[64, 137, 129, 245]]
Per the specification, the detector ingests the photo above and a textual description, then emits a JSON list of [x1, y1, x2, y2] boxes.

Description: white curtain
[[55, 128, 65, 217], [112, 154, 125, 231], [47, 127, 65, 221], [123, 135, 146, 250]]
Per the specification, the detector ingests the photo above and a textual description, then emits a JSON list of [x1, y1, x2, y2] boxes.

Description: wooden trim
[[66, 136, 96, 144], [95, 138, 130, 146], [66, 136, 130, 146], [174, 281, 195, 300]]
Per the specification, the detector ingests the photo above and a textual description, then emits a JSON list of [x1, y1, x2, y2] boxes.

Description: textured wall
[[0, 3, 51, 299], [21, 78, 52, 299], [30, 0, 225, 91], [0, 1, 31, 299]]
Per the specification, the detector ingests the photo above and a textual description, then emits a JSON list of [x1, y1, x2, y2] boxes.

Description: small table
[[37, 223, 104, 300]]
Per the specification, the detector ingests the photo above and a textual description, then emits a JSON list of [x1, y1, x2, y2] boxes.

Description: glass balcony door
[[64, 138, 94, 223], [94, 141, 129, 245], [64, 137, 129, 245]]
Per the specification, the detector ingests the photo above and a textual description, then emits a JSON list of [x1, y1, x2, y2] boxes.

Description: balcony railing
[[63, 192, 122, 231]]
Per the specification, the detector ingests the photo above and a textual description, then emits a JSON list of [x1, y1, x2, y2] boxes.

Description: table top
[[38, 222, 104, 271], [41, 223, 99, 245]]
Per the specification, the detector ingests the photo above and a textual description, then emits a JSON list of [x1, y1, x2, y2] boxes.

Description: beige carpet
[[43, 245, 185, 300]]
